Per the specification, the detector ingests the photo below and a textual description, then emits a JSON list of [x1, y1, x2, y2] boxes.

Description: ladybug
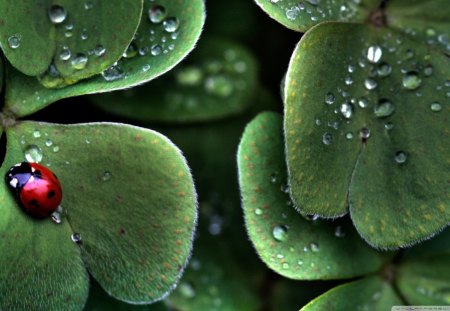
[[5, 162, 62, 219]]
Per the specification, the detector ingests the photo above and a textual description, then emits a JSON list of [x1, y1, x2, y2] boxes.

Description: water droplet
[[364, 78, 377, 90], [282, 263, 290, 269], [430, 102, 442, 112], [322, 132, 332, 145], [71, 233, 82, 244], [402, 71, 422, 90], [394, 151, 407, 164], [33, 130, 41, 138], [94, 45, 106, 57], [325, 92, 335, 105], [8, 34, 21, 49], [358, 97, 369, 109], [176, 66, 203, 86], [163, 17, 180, 33], [204, 75, 234, 97], [102, 171, 112, 181], [24, 145, 43, 163], [48, 5, 67, 24], [344, 76, 353, 85], [345, 132, 354, 140], [51, 209, 62, 224], [102, 63, 125, 81], [142, 64, 151, 72], [45, 139, 53, 147], [377, 62, 392, 77], [80, 28, 88, 40], [151, 44, 163, 56], [374, 99, 395, 118], [340, 102, 354, 119], [71, 54, 88, 70], [424, 65, 433, 76], [123, 42, 138, 58], [179, 282, 196, 299], [367, 45, 382, 63], [84, 1, 94, 10], [385, 122, 394, 130], [148, 5, 167, 23], [53, 146, 60, 153], [310, 242, 320, 252], [280, 183, 290, 194], [359, 127, 371, 140], [59, 46, 71, 60], [272, 225, 288, 242], [255, 208, 263, 215]]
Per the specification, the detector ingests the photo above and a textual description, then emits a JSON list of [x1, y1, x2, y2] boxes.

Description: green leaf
[[386, 0, 450, 54], [85, 281, 169, 311], [1, 121, 197, 307], [4, 0, 205, 118], [397, 254, 450, 306], [253, 0, 379, 32], [238, 112, 385, 280], [285, 22, 449, 248], [0, 0, 142, 82], [90, 37, 258, 123], [301, 276, 402, 311]]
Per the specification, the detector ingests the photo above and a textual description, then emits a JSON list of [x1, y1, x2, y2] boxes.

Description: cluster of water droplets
[[315, 32, 447, 165], [162, 47, 249, 111], [101, 2, 181, 81], [266, 0, 361, 24]]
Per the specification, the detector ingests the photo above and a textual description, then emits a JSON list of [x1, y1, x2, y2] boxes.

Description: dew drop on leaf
[[359, 127, 371, 140], [366, 45, 382, 64], [71, 54, 88, 70], [48, 5, 67, 24], [8, 34, 21, 49], [358, 97, 369, 109], [24, 145, 43, 163], [123, 42, 138, 58], [148, 5, 167, 23], [377, 62, 392, 77], [163, 17, 180, 33], [45, 139, 53, 147], [340, 102, 354, 119], [309, 242, 320, 252], [402, 71, 422, 90], [325, 92, 335, 105], [272, 225, 288, 242], [59, 46, 71, 60], [71, 233, 82, 244], [374, 99, 395, 118], [151, 44, 163, 56], [94, 45, 106, 57], [102, 171, 112, 181], [394, 151, 407, 164], [364, 78, 377, 90], [255, 208, 263, 215], [430, 101, 442, 112], [102, 63, 125, 81], [322, 132, 332, 145]]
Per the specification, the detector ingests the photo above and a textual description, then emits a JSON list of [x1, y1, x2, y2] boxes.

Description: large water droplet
[[374, 99, 395, 118], [8, 34, 21, 49], [163, 17, 180, 33], [71, 54, 88, 70], [48, 5, 67, 24], [430, 102, 442, 112], [367, 45, 382, 63], [402, 71, 422, 90], [273, 225, 288, 241], [148, 5, 167, 23], [204, 75, 234, 97], [24, 145, 43, 163], [394, 151, 407, 164]]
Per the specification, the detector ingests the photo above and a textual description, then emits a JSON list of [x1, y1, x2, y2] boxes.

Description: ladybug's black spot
[[47, 190, 56, 199], [29, 199, 40, 208]]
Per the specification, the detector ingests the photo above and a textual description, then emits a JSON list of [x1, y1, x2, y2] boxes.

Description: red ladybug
[[5, 162, 62, 218]]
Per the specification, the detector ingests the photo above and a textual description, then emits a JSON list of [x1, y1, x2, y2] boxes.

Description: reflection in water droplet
[[102, 171, 112, 181], [8, 34, 21, 49], [430, 102, 442, 112], [364, 78, 377, 90], [395, 151, 407, 164], [148, 5, 167, 23], [325, 92, 335, 105], [48, 5, 67, 24], [71, 54, 88, 70], [367, 45, 382, 63], [273, 225, 288, 241], [163, 17, 180, 33], [374, 99, 395, 118], [24, 145, 43, 163], [322, 132, 332, 145], [71, 233, 82, 244], [402, 71, 422, 90]]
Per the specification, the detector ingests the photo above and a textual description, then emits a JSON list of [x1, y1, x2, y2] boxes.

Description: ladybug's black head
[[5, 162, 33, 191]]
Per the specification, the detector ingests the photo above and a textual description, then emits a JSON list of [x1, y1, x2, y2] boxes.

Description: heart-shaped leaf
[[238, 112, 385, 280], [0, 0, 142, 82], [285, 22, 449, 248], [396, 254, 450, 306], [3, 0, 205, 118], [301, 276, 402, 311], [253, 0, 379, 32], [91, 37, 258, 123], [0, 121, 197, 309], [386, 0, 450, 54]]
